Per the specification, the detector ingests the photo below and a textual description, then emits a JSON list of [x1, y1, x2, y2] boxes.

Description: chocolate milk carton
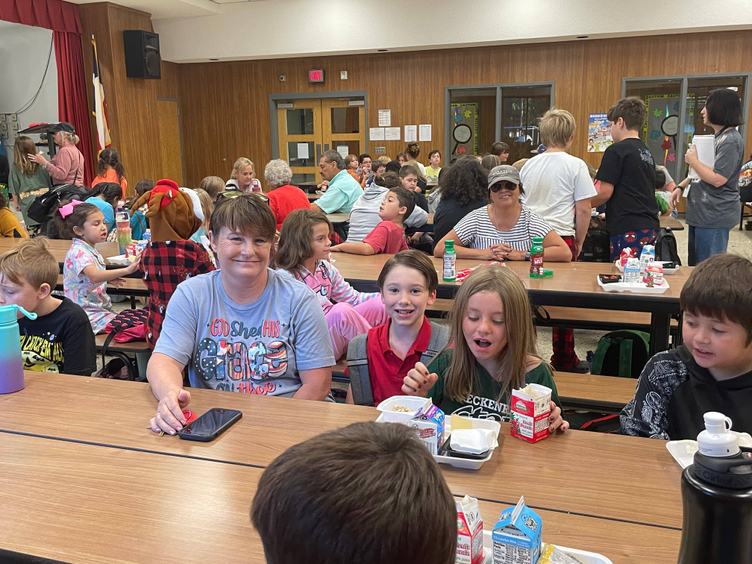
[[455, 495, 484, 564], [510, 384, 552, 443], [492, 497, 542, 564]]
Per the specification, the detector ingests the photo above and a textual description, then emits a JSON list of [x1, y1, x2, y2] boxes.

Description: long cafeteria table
[[1, 238, 690, 352], [0, 372, 683, 563], [332, 254, 690, 354]]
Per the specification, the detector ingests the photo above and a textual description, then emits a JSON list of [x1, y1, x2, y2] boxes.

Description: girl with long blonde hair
[[402, 265, 568, 430], [8, 136, 52, 226]]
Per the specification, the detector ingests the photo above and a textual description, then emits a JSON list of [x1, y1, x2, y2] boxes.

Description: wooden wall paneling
[[175, 31, 752, 187], [156, 100, 183, 184]]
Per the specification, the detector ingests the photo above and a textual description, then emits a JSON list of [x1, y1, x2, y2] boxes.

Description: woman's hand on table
[[490, 243, 524, 261], [402, 362, 436, 396], [548, 401, 569, 433], [150, 388, 192, 435]]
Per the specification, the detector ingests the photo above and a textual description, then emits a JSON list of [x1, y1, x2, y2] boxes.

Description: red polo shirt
[[367, 317, 432, 405]]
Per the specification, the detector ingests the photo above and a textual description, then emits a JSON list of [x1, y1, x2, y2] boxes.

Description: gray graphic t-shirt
[[155, 269, 334, 396]]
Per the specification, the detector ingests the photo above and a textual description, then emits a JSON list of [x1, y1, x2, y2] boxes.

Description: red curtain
[[1, 0, 93, 184], [54, 31, 95, 185]]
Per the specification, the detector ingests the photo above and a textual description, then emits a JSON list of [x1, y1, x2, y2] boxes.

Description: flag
[[91, 34, 111, 151]]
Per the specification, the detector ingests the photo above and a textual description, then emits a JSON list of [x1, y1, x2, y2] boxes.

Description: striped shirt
[[453, 205, 552, 251]]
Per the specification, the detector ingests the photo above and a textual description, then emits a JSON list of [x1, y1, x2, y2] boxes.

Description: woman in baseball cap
[[434, 164, 571, 262], [27, 122, 85, 187]]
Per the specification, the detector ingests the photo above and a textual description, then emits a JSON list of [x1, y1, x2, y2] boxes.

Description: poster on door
[[450, 102, 479, 156]]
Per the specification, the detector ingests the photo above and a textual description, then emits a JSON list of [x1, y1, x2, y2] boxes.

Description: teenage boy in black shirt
[[592, 97, 659, 260], [0, 238, 95, 375]]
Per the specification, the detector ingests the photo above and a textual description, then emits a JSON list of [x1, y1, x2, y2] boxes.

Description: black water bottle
[[678, 412, 752, 564]]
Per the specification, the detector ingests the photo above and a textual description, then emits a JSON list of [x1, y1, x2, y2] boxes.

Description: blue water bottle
[[0, 304, 38, 394]]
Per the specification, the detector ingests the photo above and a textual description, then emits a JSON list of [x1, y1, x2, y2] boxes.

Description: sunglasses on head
[[490, 181, 518, 192]]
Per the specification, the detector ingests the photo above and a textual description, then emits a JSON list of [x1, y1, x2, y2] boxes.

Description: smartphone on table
[[178, 408, 243, 442], [598, 274, 622, 284]]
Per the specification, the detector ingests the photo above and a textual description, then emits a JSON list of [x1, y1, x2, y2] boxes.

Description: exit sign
[[308, 69, 325, 83]]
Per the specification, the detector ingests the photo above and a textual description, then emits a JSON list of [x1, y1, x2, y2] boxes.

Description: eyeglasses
[[489, 181, 518, 192]]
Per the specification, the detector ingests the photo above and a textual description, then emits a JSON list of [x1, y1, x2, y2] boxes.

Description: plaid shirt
[[140, 240, 215, 347]]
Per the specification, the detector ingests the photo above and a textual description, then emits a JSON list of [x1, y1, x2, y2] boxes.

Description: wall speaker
[[123, 30, 161, 79]]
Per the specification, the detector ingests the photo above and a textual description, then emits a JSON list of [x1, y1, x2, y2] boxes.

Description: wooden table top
[[0, 431, 680, 563], [0, 373, 683, 531], [555, 372, 637, 409], [332, 253, 691, 304]]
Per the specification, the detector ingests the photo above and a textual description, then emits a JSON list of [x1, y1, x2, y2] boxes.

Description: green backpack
[[590, 330, 651, 378]]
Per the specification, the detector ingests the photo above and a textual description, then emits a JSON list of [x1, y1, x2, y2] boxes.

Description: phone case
[[178, 408, 242, 442]]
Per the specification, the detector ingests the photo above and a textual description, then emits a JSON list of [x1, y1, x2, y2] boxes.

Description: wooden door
[[276, 99, 322, 187], [276, 98, 366, 187], [156, 99, 184, 185], [321, 99, 366, 162]]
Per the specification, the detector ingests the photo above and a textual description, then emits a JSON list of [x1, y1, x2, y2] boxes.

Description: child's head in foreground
[[251, 421, 457, 564], [680, 253, 752, 379], [0, 238, 58, 315]]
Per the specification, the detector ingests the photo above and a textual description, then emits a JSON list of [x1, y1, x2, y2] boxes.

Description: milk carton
[[492, 497, 542, 564], [377, 396, 445, 454], [455, 495, 484, 564], [407, 402, 445, 455], [510, 384, 552, 443]]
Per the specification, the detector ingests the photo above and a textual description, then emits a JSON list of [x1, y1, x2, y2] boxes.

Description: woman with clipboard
[[672, 89, 744, 265]]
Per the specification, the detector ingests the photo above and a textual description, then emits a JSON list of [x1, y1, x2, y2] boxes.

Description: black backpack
[[27, 184, 89, 224], [655, 227, 681, 265], [579, 218, 611, 262]]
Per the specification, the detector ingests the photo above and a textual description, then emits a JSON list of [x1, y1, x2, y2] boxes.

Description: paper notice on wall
[[378, 109, 391, 127], [369, 127, 385, 141], [385, 127, 401, 141], [337, 145, 349, 158], [297, 143, 310, 159], [688, 135, 715, 180], [419, 124, 432, 142], [404, 125, 417, 143]]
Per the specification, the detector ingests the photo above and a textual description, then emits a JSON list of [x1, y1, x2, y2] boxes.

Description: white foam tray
[[375, 413, 500, 470], [482, 532, 612, 564], [597, 275, 670, 294], [666, 433, 752, 468]]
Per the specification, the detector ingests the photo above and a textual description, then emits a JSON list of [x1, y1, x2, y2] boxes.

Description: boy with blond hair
[[520, 108, 596, 372], [621, 254, 752, 439], [0, 238, 95, 375]]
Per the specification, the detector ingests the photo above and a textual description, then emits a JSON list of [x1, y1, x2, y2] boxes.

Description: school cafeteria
[[1, 1, 751, 563]]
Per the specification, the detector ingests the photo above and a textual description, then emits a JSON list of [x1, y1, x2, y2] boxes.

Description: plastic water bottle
[[443, 240, 456, 282], [0, 304, 38, 394], [678, 412, 752, 563]]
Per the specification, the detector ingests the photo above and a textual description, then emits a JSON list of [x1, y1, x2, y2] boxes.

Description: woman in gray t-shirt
[[674, 89, 744, 265], [147, 195, 335, 435]]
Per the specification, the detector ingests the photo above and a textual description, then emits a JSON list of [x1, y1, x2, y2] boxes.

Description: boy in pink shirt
[[331, 186, 414, 255]]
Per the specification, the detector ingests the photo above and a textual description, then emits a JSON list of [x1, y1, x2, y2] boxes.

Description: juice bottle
[[529, 237, 544, 278], [443, 240, 457, 282], [116, 209, 132, 254]]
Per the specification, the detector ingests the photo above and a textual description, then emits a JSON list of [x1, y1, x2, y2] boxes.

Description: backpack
[[27, 184, 89, 224], [655, 227, 681, 265], [579, 218, 611, 262], [98, 308, 148, 380], [347, 321, 450, 406], [590, 330, 650, 378]]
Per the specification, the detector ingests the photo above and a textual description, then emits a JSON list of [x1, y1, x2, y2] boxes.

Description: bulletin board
[[642, 95, 680, 169]]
